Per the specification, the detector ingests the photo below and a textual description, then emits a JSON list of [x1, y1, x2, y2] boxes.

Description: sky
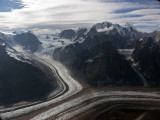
[[0, 0, 160, 34]]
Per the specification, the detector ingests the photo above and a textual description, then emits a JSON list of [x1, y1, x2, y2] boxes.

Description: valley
[[0, 21, 160, 120]]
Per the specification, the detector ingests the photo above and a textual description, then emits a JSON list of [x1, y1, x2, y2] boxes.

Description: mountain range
[[53, 21, 160, 87], [0, 21, 160, 105]]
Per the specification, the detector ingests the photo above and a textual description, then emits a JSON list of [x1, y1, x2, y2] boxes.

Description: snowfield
[[118, 49, 134, 59], [36, 34, 74, 55]]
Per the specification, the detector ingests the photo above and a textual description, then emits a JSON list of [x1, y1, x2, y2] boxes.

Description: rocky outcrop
[[14, 31, 41, 52], [73, 28, 87, 42], [53, 33, 128, 63], [0, 39, 54, 105], [87, 22, 143, 39], [148, 30, 160, 45], [53, 21, 145, 63], [132, 37, 160, 87], [59, 29, 76, 39], [72, 42, 142, 86], [53, 21, 160, 87]]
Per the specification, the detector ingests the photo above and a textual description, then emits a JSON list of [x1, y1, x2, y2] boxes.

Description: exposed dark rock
[[73, 28, 87, 42], [14, 31, 41, 52], [53, 22, 146, 63], [72, 42, 142, 86], [53, 21, 160, 87], [59, 29, 76, 39], [132, 37, 160, 87], [0, 39, 54, 105], [87, 22, 143, 40], [53, 42, 83, 63], [148, 30, 160, 45], [53, 34, 128, 63]]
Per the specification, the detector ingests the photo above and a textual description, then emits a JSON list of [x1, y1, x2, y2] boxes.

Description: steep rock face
[[72, 42, 142, 86], [0, 39, 53, 105], [132, 37, 160, 87], [73, 28, 87, 42], [53, 21, 160, 87], [14, 31, 41, 52], [87, 22, 143, 39], [53, 34, 128, 63], [59, 29, 76, 39], [53, 21, 145, 63], [0, 32, 13, 46], [148, 30, 160, 45], [53, 42, 84, 63], [0, 38, 5, 45]]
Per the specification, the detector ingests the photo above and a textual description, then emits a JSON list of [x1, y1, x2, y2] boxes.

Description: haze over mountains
[[0, 21, 160, 106], [0, 0, 160, 119]]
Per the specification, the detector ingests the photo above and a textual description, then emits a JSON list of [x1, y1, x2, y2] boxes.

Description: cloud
[[0, 0, 159, 34]]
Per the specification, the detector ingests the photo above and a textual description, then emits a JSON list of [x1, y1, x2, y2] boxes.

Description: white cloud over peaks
[[0, 0, 159, 34]]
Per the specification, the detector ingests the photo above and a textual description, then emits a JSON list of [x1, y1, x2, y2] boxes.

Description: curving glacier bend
[[0, 53, 83, 120], [31, 91, 160, 120], [1, 51, 160, 120], [1, 24, 160, 120]]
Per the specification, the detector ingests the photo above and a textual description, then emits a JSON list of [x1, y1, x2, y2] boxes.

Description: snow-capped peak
[[92, 21, 139, 38], [124, 22, 137, 31], [94, 21, 113, 30], [94, 22, 125, 35]]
